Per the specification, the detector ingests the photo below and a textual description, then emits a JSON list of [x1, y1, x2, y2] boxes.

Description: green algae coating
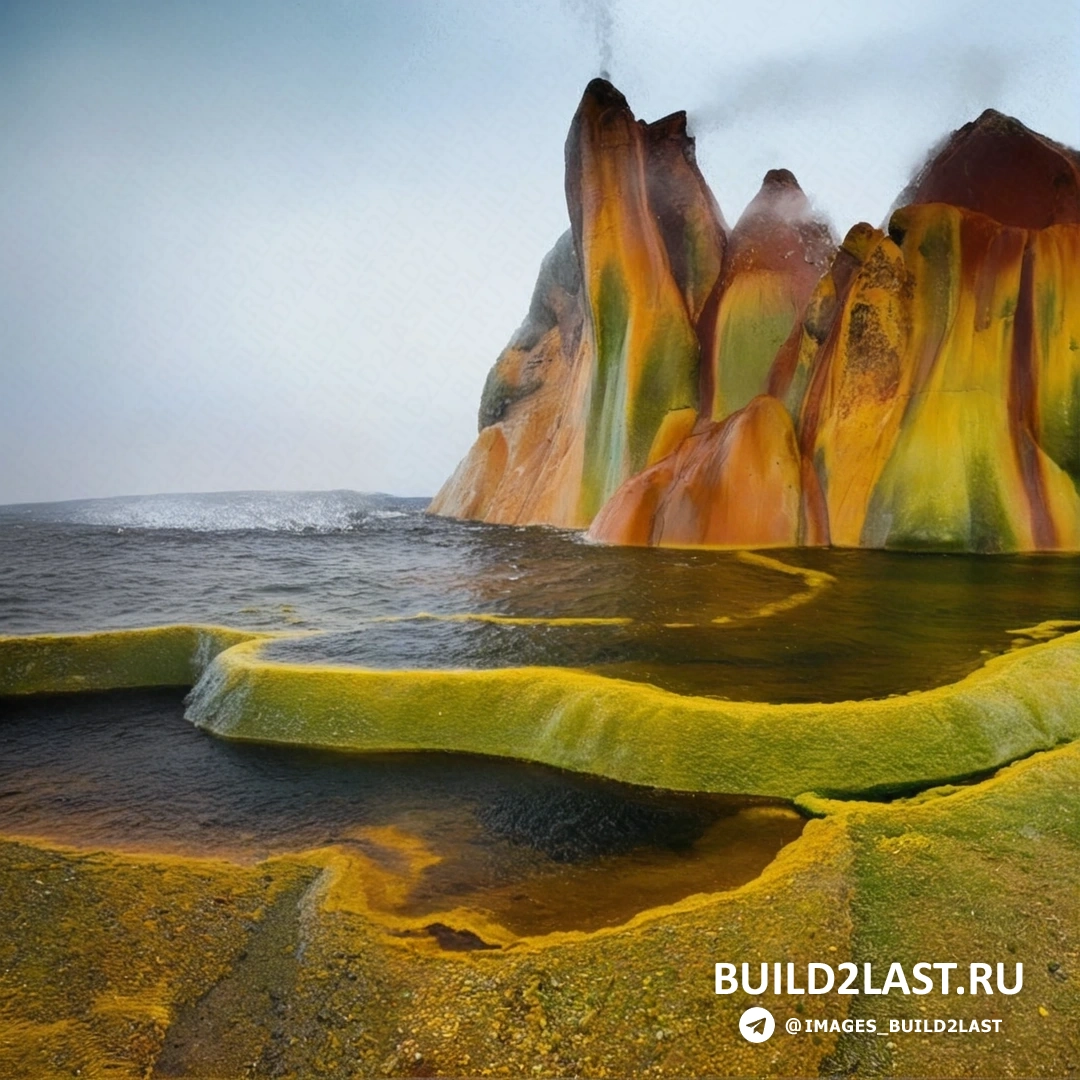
[[581, 263, 631, 521], [714, 306, 795, 420], [629, 312, 699, 472], [816, 741, 1080, 1077], [580, 264, 699, 522], [3, 740, 1078, 1076], [0, 625, 267, 696], [6, 622, 1080, 801], [185, 630, 1080, 800]]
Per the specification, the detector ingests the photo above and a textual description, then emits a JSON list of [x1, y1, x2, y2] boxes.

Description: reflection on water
[[0, 690, 804, 936], [1, 493, 1078, 703]]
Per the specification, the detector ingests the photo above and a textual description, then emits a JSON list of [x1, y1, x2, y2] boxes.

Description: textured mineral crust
[[3, 733, 1078, 1078], [432, 85, 1080, 553]]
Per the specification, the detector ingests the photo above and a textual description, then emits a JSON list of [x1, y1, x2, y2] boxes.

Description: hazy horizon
[[3, 0, 1078, 505], [0, 487, 432, 509]]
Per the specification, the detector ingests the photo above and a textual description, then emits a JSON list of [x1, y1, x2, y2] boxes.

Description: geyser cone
[[700, 169, 834, 422], [566, 78, 705, 522], [898, 109, 1080, 229]]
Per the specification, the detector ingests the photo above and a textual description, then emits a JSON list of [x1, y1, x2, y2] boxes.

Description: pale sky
[[2, 0, 1078, 504]]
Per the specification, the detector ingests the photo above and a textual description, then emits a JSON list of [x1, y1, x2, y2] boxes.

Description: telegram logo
[[739, 1005, 775, 1043]]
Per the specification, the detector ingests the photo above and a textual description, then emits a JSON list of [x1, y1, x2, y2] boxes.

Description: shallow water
[[0, 689, 803, 937], [2, 491, 1079, 702]]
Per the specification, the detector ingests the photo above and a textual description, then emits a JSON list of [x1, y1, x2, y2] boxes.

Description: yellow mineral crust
[[1031, 224, 1080, 491], [0, 624, 269, 696], [2, 738, 1078, 1076], [798, 229, 913, 547], [5, 618, 1080, 800], [184, 627, 1080, 800], [856, 205, 1080, 551]]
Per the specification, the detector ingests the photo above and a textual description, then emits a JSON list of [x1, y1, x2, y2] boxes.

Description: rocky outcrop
[[588, 395, 802, 547], [435, 82, 1080, 552], [428, 230, 591, 527], [896, 109, 1080, 229], [431, 80, 726, 527], [699, 169, 834, 424]]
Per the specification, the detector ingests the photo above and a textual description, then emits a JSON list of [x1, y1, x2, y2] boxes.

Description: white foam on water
[[0, 490, 428, 533]]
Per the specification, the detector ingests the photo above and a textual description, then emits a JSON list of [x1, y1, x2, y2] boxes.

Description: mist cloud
[[690, 39, 1013, 134]]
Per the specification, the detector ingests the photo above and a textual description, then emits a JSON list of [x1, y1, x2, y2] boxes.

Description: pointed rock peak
[[722, 169, 834, 278], [580, 77, 630, 113], [972, 108, 1024, 129], [839, 221, 881, 262], [642, 111, 701, 171], [640, 107, 728, 316], [762, 168, 801, 190], [738, 169, 816, 226], [644, 110, 689, 142], [565, 78, 642, 253], [897, 110, 1080, 228], [647, 109, 688, 133]]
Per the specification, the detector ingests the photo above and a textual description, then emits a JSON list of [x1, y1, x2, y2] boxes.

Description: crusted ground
[[1, 740, 1077, 1078]]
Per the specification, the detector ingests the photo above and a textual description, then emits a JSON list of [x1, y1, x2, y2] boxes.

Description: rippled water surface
[[2, 490, 1079, 702]]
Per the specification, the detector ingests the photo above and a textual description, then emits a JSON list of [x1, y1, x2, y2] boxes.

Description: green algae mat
[[1, 739, 1077, 1077], [4, 610, 1080, 800]]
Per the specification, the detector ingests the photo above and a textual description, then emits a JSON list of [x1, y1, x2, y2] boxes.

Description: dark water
[[2, 491, 1079, 702], [3, 491, 1078, 935], [0, 689, 803, 937]]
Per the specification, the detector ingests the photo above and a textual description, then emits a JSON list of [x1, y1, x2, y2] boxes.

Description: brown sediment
[[418, 924, 500, 952]]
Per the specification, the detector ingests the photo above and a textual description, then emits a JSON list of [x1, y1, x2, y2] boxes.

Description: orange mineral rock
[[566, 79, 710, 522], [433, 84, 1080, 553], [428, 230, 590, 527], [434, 79, 726, 528], [588, 395, 802, 548]]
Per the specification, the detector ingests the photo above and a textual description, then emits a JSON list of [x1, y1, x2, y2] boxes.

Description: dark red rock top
[[898, 109, 1080, 229]]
